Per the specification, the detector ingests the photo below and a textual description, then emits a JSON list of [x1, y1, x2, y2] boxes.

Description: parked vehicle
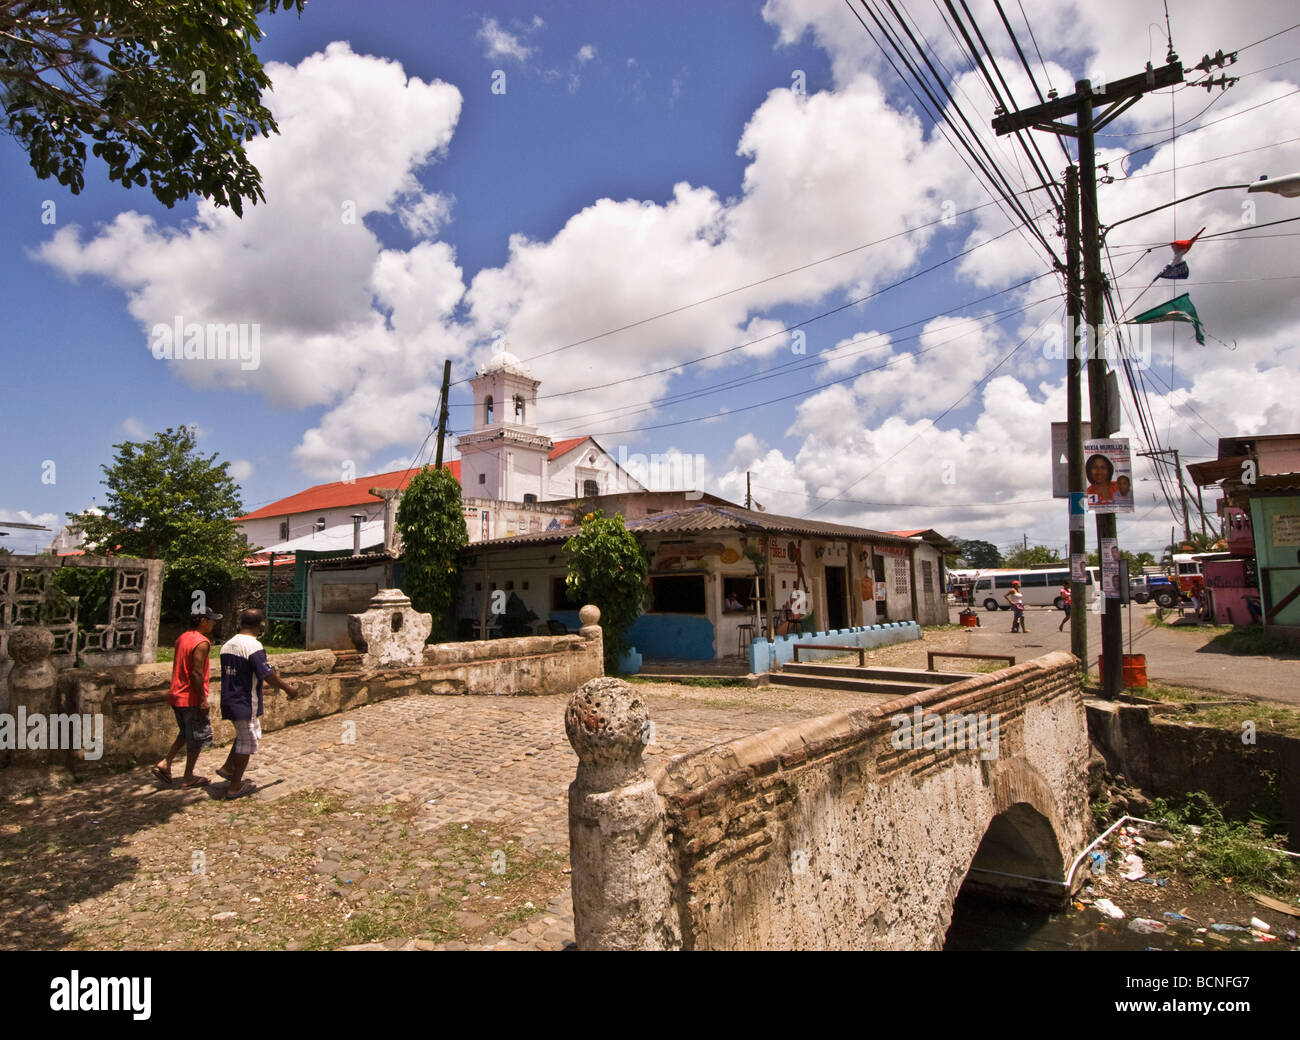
[[971, 568, 1096, 611], [1168, 552, 1229, 600], [1146, 574, 1180, 608], [1129, 574, 1151, 603]]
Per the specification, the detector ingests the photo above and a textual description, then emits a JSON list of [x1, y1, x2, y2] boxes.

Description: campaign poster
[[1071, 553, 1087, 583], [1100, 537, 1120, 598], [1084, 438, 1134, 514]]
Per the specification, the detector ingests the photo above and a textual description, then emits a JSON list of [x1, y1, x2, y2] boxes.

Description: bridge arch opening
[[944, 802, 1069, 949]]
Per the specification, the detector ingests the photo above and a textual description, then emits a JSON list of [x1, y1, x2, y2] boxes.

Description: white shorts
[[232, 717, 262, 756]]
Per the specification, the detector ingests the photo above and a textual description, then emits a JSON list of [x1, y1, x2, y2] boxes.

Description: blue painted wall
[[626, 614, 716, 660], [549, 611, 716, 660]]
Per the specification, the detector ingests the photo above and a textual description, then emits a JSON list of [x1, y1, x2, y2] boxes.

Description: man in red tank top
[[152, 608, 221, 787]]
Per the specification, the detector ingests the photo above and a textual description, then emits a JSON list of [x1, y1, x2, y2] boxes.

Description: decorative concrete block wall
[[7, 609, 604, 768]]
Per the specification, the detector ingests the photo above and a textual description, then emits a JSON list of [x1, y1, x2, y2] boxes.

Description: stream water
[[944, 891, 1297, 951]]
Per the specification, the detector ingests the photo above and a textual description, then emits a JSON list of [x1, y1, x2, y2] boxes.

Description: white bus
[[970, 567, 1096, 611]]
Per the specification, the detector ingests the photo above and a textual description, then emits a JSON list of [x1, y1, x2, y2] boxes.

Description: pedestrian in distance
[[153, 607, 221, 788], [217, 608, 303, 800], [1057, 583, 1071, 632], [1004, 580, 1027, 632]]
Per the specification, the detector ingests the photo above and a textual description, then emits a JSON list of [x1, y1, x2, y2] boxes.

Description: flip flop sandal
[[179, 776, 211, 788], [151, 765, 174, 785], [225, 782, 259, 801]]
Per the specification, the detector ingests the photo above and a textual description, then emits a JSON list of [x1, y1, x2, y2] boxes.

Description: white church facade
[[236, 351, 647, 553]]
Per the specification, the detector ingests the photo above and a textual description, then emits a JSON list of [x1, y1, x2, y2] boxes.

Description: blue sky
[[4, 0, 1299, 557]]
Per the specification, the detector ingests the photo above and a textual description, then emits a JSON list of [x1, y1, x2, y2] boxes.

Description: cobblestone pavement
[[1, 682, 875, 952]]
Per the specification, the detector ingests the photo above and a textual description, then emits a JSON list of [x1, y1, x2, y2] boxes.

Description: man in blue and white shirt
[[217, 609, 302, 799]]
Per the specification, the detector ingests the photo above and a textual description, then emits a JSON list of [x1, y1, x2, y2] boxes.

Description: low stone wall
[[566, 652, 1090, 950], [748, 621, 921, 673], [1088, 699, 1300, 845], [5, 617, 603, 769]]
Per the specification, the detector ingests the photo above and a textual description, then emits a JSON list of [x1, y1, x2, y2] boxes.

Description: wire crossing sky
[[3, 0, 1299, 557]]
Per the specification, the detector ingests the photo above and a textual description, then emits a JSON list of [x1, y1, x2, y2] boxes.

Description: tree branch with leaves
[[1, 0, 305, 214]]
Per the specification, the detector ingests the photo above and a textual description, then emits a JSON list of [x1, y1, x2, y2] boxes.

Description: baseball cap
[[193, 608, 223, 620]]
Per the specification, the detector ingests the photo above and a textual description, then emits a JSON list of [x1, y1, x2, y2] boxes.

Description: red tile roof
[[548, 436, 589, 460], [236, 462, 461, 522]]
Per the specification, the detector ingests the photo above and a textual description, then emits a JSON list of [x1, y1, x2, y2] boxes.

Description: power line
[[847, 0, 1062, 266], [1237, 21, 1300, 51], [1114, 134, 1300, 181], [1115, 86, 1300, 162], [570, 292, 1063, 439], [803, 302, 1062, 517], [1237, 55, 1300, 78], [749, 480, 1057, 509], [453, 214, 1057, 409], [1095, 86, 1231, 137], [453, 188, 1048, 388], [541, 289, 1057, 430], [1015, 0, 1056, 97]]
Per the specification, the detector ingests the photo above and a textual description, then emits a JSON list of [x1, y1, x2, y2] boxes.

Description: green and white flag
[[1130, 293, 1205, 345]]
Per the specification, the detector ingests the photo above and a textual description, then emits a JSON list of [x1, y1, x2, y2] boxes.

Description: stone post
[[4, 626, 59, 768], [347, 589, 432, 670], [565, 675, 681, 950], [578, 603, 603, 670]]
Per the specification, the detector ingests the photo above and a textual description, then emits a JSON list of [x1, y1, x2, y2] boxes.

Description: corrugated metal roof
[[626, 504, 917, 544], [467, 504, 918, 550]]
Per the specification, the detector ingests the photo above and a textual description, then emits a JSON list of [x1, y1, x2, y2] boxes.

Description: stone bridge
[[566, 650, 1090, 950]]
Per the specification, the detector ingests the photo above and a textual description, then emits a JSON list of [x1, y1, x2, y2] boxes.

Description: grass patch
[[1206, 626, 1300, 657], [1142, 792, 1297, 897], [1114, 682, 1300, 740], [306, 792, 348, 816], [627, 675, 750, 688], [155, 644, 302, 663]]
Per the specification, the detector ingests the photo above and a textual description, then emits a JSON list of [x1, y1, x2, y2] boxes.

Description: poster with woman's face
[[1084, 438, 1134, 513]]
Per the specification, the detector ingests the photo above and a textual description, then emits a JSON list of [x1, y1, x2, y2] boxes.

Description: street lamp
[[1246, 172, 1300, 198], [1103, 172, 1300, 237]]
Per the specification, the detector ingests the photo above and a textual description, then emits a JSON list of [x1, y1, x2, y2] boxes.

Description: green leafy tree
[[1165, 532, 1222, 557], [70, 425, 251, 621], [563, 511, 650, 672], [950, 538, 1001, 568], [395, 465, 466, 642], [1087, 549, 1158, 571], [1003, 544, 1064, 568], [2, 1, 304, 214]]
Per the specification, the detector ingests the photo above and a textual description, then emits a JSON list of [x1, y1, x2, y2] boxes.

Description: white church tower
[[455, 351, 554, 503]]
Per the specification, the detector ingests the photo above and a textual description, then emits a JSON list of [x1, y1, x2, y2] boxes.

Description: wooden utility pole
[[1140, 446, 1195, 544], [433, 359, 452, 469], [994, 58, 1185, 699], [746, 471, 752, 510], [1172, 448, 1191, 543], [1063, 164, 1087, 664]]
